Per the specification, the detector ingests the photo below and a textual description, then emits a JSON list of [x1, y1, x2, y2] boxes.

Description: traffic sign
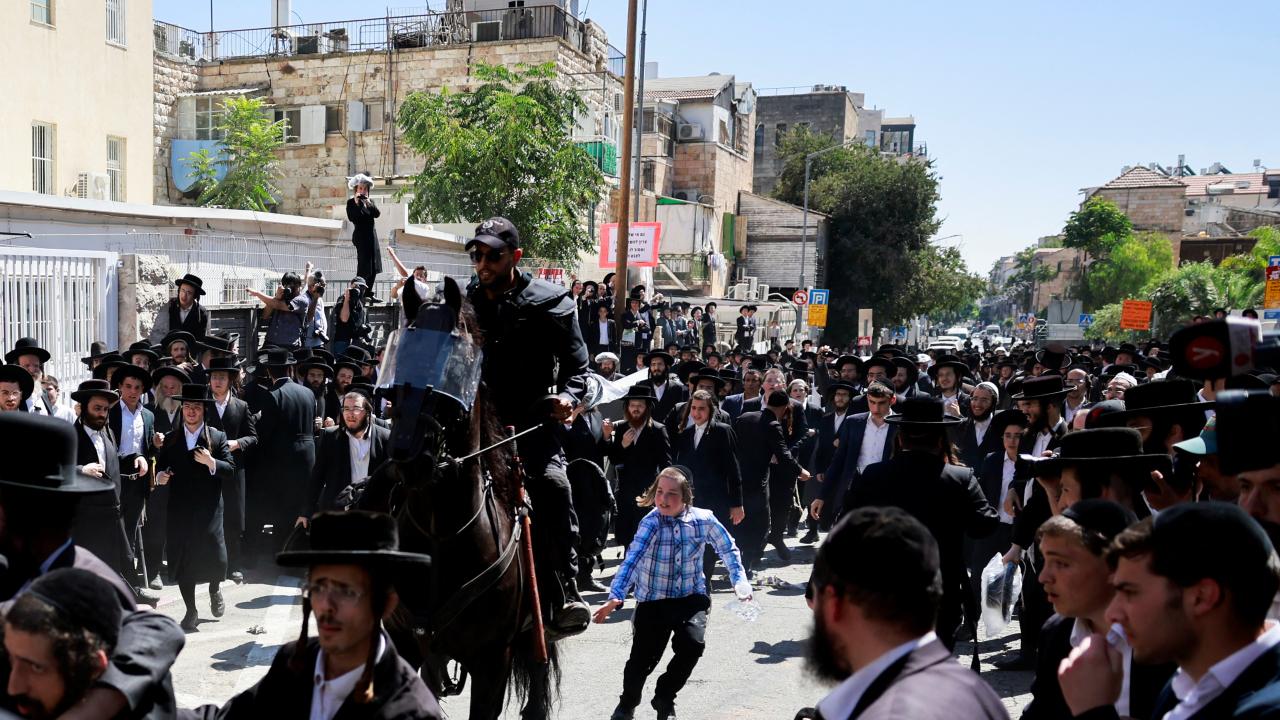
[[1269, 255, 1280, 267], [857, 336, 872, 346], [1120, 300, 1153, 331], [792, 290, 809, 305], [808, 289, 830, 305], [1078, 314, 1095, 328], [807, 304, 828, 327]]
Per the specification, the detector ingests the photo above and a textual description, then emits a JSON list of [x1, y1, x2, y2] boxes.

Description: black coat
[[559, 410, 609, 469], [662, 401, 730, 441], [608, 421, 671, 498], [640, 377, 687, 426], [309, 424, 391, 516], [157, 423, 234, 585], [809, 411, 849, 485], [256, 379, 319, 520], [584, 318, 617, 358], [72, 420, 133, 576], [1023, 614, 1174, 720], [109, 402, 157, 461], [207, 395, 258, 531], [672, 420, 742, 512], [820, 413, 897, 509], [827, 638, 1007, 720], [733, 411, 804, 498], [346, 197, 382, 279], [850, 451, 998, 647], [185, 633, 442, 720], [951, 414, 1002, 471]]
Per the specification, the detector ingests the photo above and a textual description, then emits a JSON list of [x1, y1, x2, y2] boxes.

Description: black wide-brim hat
[[833, 355, 864, 373], [175, 273, 206, 296], [1100, 378, 1214, 422], [750, 354, 773, 370], [91, 355, 129, 381], [688, 372, 727, 392], [927, 355, 968, 380], [162, 331, 197, 350], [196, 334, 236, 355], [885, 396, 963, 426], [824, 381, 859, 399], [6, 337, 51, 365], [863, 356, 897, 376], [278, 510, 431, 568], [109, 363, 152, 393], [333, 360, 365, 378], [259, 349, 298, 368], [0, 364, 35, 402], [1020, 427, 1173, 476], [124, 341, 159, 363], [151, 366, 191, 387], [70, 379, 119, 406], [80, 341, 111, 366], [675, 361, 707, 384], [890, 356, 919, 381], [1011, 375, 1071, 401], [619, 384, 659, 405], [644, 350, 675, 367], [0, 413, 113, 494], [297, 360, 335, 379], [173, 383, 216, 405], [206, 356, 241, 374], [989, 409, 1030, 435]]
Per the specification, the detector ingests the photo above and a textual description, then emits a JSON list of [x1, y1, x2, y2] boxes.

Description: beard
[[155, 391, 180, 415], [804, 611, 850, 684]]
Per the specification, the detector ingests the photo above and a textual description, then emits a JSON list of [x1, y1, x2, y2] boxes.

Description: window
[[272, 108, 302, 143], [774, 123, 787, 148], [106, 0, 126, 45], [325, 105, 343, 134], [31, 122, 55, 195], [641, 161, 655, 193], [864, 129, 876, 146], [754, 123, 765, 156], [31, 0, 52, 25], [106, 136, 125, 201], [194, 97, 225, 141], [363, 100, 385, 132]]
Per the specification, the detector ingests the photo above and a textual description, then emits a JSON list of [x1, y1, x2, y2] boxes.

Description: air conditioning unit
[[471, 21, 501, 42], [731, 283, 748, 299], [747, 277, 758, 299], [672, 188, 700, 202], [677, 123, 705, 141], [74, 172, 110, 200], [756, 283, 769, 301], [74, 172, 92, 199]]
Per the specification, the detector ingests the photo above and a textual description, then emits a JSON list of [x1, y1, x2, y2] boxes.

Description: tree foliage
[[1063, 197, 1132, 259], [1084, 302, 1147, 344], [1147, 262, 1224, 337], [1079, 232, 1174, 309], [773, 126, 960, 340], [397, 62, 605, 267], [1001, 246, 1057, 312], [185, 96, 285, 211]]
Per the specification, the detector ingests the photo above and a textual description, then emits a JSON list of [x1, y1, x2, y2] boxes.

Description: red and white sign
[[534, 268, 567, 286], [792, 290, 809, 305], [857, 336, 872, 346], [599, 222, 662, 269]]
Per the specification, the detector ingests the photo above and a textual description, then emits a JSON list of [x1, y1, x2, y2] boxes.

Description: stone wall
[[752, 91, 853, 196], [1094, 186, 1185, 233], [672, 141, 753, 218], [119, 254, 174, 344], [153, 53, 201, 204]]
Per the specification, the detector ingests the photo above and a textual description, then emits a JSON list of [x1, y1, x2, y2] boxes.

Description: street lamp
[[800, 138, 868, 293]]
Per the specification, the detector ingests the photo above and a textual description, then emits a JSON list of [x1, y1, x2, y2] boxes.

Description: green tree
[[908, 245, 986, 323], [1002, 245, 1057, 312], [397, 62, 605, 267], [1079, 231, 1174, 308], [1147, 262, 1223, 337], [185, 96, 286, 211], [1084, 302, 1146, 344], [1063, 197, 1132, 259], [772, 127, 945, 339]]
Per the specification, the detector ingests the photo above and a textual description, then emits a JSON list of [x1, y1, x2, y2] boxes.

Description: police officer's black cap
[[467, 216, 520, 251]]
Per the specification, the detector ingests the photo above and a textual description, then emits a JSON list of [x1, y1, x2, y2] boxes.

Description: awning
[[178, 87, 267, 98]]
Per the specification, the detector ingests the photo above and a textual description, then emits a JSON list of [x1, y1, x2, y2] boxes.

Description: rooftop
[[1182, 172, 1270, 196], [642, 74, 735, 102], [883, 116, 916, 126], [1099, 166, 1186, 190]]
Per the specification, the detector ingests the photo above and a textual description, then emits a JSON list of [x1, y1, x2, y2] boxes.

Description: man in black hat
[[735, 305, 757, 351], [1, 567, 176, 719], [207, 357, 257, 584], [815, 382, 898, 526], [140, 366, 189, 588], [147, 274, 210, 345], [929, 354, 972, 418], [1023, 428, 1172, 519], [329, 276, 372, 357], [189, 511, 442, 719], [1023, 500, 1173, 720], [251, 350, 317, 559], [5, 338, 54, 416], [464, 216, 596, 633], [733, 390, 810, 574], [153, 383, 233, 631], [804, 381, 857, 542], [663, 372, 729, 438], [621, 295, 652, 355], [672, 389, 743, 590], [803, 506, 1007, 720], [967, 410, 1028, 612], [295, 353, 334, 429], [124, 341, 159, 372], [1059, 503, 1280, 719], [608, 385, 672, 552], [846, 395, 998, 649], [0, 365, 34, 414], [108, 364, 158, 597], [308, 391, 390, 518], [640, 351, 687, 428]]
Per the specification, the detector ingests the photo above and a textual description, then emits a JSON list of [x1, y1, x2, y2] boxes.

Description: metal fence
[[0, 247, 118, 386], [156, 5, 618, 70]]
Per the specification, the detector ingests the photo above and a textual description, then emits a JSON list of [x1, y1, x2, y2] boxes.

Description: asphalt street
[[156, 537, 1034, 718]]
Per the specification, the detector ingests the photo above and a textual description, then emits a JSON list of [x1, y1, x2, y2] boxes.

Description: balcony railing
[[659, 254, 709, 284], [154, 5, 623, 72], [577, 137, 618, 176]]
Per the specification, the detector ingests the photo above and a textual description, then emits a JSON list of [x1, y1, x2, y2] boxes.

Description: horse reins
[[434, 423, 541, 469]]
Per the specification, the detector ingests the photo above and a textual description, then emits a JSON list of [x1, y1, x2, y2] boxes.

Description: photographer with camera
[[248, 272, 309, 351], [302, 262, 328, 350], [329, 276, 371, 357], [346, 172, 382, 298]]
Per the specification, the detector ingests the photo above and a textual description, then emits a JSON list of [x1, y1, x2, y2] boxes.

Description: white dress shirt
[[832, 411, 847, 435], [88, 427, 108, 466], [1165, 622, 1280, 720], [598, 319, 611, 344], [215, 396, 229, 419], [183, 423, 216, 475], [179, 305, 191, 324], [693, 422, 707, 449], [973, 415, 993, 447], [1070, 619, 1132, 717], [654, 381, 666, 402], [856, 416, 890, 474], [311, 633, 386, 720], [815, 633, 937, 720], [1032, 428, 1053, 458], [348, 431, 373, 482], [118, 402, 144, 457], [1063, 396, 1085, 425]]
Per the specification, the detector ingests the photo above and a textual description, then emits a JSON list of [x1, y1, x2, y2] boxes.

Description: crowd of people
[[0, 211, 1279, 719]]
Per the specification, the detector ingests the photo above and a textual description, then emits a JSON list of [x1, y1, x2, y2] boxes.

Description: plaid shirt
[[609, 506, 751, 603]]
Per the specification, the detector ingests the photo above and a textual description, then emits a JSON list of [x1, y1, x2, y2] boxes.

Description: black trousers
[[143, 485, 168, 579], [1019, 548, 1051, 661], [766, 472, 798, 549], [521, 431, 580, 609], [620, 594, 710, 708], [967, 522, 1014, 615], [119, 462, 149, 582], [732, 483, 770, 574]]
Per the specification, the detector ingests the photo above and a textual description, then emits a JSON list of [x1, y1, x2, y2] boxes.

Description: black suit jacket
[[309, 424, 391, 515], [608, 421, 671, 497], [74, 421, 122, 504], [821, 413, 897, 509], [641, 377, 688, 426], [732, 410, 803, 495], [810, 411, 849, 483], [584, 318, 617, 356], [257, 379, 319, 517], [831, 638, 1007, 719], [1023, 614, 1174, 720], [672, 421, 742, 510], [662, 401, 730, 440], [952, 414, 1003, 471]]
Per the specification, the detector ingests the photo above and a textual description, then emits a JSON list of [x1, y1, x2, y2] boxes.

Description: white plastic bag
[[980, 552, 1023, 636]]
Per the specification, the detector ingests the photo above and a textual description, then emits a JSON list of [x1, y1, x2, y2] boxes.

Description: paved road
[[157, 537, 1033, 717]]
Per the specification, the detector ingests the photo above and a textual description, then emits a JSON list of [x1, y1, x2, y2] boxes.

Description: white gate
[[0, 247, 118, 385]]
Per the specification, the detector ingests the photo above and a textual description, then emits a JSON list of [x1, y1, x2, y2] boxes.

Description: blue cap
[[1173, 416, 1218, 455]]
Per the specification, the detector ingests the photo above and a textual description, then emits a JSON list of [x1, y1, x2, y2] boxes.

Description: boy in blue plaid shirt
[[594, 466, 753, 720]]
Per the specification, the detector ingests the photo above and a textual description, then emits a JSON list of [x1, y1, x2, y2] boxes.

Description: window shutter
[[346, 100, 366, 132], [177, 97, 196, 138], [299, 105, 326, 145]]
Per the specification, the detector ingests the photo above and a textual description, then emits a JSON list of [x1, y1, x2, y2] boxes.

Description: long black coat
[[850, 450, 998, 649], [951, 414, 1002, 471], [158, 423, 233, 585], [346, 197, 382, 280], [640, 377, 687, 428], [185, 633, 442, 720], [308, 424, 391, 516], [72, 420, 133, 578], [671, 420, 741, 514], [733, 411, 804, 497], [607, 420, 670, 548], [256, 379, 319, 522], [207, 395, 258, 533]]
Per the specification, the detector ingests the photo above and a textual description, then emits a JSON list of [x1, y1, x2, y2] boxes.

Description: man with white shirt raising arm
[[801, 506, 1008, 720], [1059, 502, 1280, 719]]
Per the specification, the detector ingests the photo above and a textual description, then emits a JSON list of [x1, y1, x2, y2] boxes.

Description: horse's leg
[[469, 648, 513, 720], [519, 661, 551, 720]]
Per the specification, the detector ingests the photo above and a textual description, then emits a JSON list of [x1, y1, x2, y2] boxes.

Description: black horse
[[358, 277, 559, 719]]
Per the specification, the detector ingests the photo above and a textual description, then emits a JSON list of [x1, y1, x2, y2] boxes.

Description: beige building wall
[[0, 0, 154, 203]]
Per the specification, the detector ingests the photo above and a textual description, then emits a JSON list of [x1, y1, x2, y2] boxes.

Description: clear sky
[[155, 0, 1280, 274]]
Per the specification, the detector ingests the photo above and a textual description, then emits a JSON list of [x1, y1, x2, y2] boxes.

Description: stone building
[[751, 85, 873, 197]]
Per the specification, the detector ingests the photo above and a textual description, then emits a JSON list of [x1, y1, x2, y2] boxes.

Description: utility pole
[[612, 0, 639, 321], [631, 0, 649, 221]]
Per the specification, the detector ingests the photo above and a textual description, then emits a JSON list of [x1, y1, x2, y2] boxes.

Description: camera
[[1168, 318, 1280, 380]]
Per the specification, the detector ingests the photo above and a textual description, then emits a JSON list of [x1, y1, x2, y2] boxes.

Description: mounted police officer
[[464, 217, 593, 637]]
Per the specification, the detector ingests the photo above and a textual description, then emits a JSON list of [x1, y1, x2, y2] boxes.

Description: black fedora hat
[[885, 395, 963, 426], [91, 353, 128, 381], [341, 346, 373, 364], [1035, 343, 1072, 371], [675, 360, 707, 384], [151, 366, 191, 387], [124, 341, 159, 363], [0, 364, 35, 402], [108, 363, 152, 393], [989, 409, 1030, 436], [1020, 427, 1172, 475], [688, 372, 727, 393], [749, 354, 773, 370], [863, 356, 897, 377], [644, 350, 675, 367], [619, 384, 658, 405], [173, 383, 215, 405], [333, 359, 365, 377], [824, 381, 859, 400], [890, 356, 918, 382], [297, 357, 335, 380], [1011, 375, 1071, 401], [206, 356, 241, 374], [310, 348, 336, 366], [1101, 378, 1214, 422], [926, 354, 968, 380], [196, 334, 236, 356], [161, 331, 196, 351], [6, 337, 50, 365], [277, 511, 431, 568], [70, 379, 119, 406], [80, 341, 112, 367], [174, 273, 206, 296], [832, 355, 864, 373], [259, 348, 297, 368], [0, 413, 113, 494]]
